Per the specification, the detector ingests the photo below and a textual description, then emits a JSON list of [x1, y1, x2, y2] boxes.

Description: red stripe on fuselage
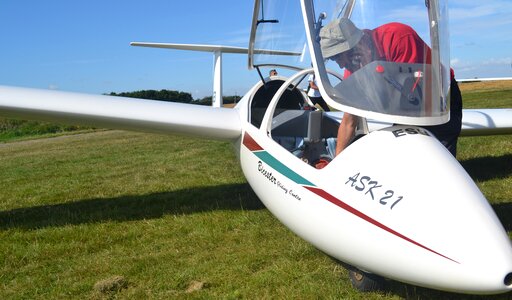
[[304, 186, 459, 264], [243, 132, 263, 151], [241, 132, 456, 263]]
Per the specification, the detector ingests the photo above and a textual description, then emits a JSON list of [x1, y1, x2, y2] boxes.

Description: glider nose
[[505, 273, 512, 286], [506, 273, 512, 287], [330, 126, 512, 294]]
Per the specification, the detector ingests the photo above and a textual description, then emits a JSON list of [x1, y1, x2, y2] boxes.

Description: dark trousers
[[309, 97, 331, 112], [421, 79, 463, 157]]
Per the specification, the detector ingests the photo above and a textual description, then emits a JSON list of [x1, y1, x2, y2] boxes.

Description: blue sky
[[1, 1, 511, 99]]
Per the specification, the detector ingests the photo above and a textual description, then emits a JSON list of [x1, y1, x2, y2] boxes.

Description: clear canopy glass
[[249, 0, 311, 71], [302, 0, 451, 125]]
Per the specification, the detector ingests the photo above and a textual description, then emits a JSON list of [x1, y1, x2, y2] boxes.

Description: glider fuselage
[[233, 76, 512, 294]]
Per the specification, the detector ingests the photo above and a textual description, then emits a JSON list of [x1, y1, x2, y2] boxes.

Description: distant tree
[[223, 95, 242, 104], [196, 96, 212, 106], [108, 89, 193, 103], [108, 89, 241, 106], [196, 95, 242, 106]]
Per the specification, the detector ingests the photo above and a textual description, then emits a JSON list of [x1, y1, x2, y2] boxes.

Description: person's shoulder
[[371, 22, 418, 44], [374, 22, 415, 34]]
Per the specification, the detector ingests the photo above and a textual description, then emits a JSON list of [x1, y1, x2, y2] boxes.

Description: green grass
[[1, 131, 511, 299], [459, 80, 512, 109], [0, 131, 364, 299], [0, 118, 93, 142], [462, 89, 512, 108], [0, 83, 511, 299]]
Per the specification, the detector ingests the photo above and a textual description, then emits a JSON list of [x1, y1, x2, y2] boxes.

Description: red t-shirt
[[344, 22, 454, 79], [372, 22, 431, 64]]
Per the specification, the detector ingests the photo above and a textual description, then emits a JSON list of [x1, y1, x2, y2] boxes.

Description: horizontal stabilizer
[[130, 42, 301, 56], [0, 86, 241, 140]]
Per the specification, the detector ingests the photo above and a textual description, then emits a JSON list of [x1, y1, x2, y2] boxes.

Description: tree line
[[107, 89, 241, 106]]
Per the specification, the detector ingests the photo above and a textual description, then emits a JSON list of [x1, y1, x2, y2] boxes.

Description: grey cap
[[320, 18, 363, 59]]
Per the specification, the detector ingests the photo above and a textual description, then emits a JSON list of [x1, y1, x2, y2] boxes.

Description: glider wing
[[327, 108, 512, 136], [0, 85, 241, 140]]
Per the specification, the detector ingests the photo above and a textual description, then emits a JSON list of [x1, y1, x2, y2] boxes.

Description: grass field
[[459, 80, 512, 108], [0, 81, 511, 299]]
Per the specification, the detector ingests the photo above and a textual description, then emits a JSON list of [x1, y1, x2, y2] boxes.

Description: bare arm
[[335, 112, 357, 155], [309, 80, 319, 90]]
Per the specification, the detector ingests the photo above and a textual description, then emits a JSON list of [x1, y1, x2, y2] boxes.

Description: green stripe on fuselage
[[254, 151, 315, 187]]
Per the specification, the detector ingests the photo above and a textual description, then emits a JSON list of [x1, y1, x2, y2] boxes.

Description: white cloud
[[481, 57, 512, 66], [448, 0, 512, 78], [451, 56, 512, 78], [449, 0, 512, 34]]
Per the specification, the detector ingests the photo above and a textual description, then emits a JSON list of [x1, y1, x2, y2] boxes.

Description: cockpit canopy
[[249, 0, 310, 71], [250, 0, 452, 126]]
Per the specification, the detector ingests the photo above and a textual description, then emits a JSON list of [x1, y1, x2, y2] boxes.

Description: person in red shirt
[[320, 18, 462, 157]]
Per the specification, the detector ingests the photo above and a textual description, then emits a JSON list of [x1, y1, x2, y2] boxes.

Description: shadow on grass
[[460, 154, 512, 181], [0, 183, 263, 230], [460, 154, 512, 231], [493, 202, 512, 232]]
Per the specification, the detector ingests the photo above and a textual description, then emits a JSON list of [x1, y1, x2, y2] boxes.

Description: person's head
[[320, 18, 372, 72], [269, 69, 278, 76]]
